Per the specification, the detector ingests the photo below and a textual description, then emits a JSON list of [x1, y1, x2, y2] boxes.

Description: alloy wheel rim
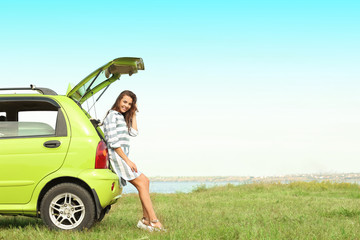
[[48, 192, 85, 230]]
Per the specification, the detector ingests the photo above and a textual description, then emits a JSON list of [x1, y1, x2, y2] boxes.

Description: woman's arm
[[114, 147, 138, 173]]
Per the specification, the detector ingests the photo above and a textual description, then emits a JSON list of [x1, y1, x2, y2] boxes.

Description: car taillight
[[95, 141, 109, 169]]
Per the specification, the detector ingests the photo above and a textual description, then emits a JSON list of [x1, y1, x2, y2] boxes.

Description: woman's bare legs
[[129, 174, 163, 228]]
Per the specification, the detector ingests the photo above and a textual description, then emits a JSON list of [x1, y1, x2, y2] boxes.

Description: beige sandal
[[137, 217, 154, 232], [150, 219, 166, 232]]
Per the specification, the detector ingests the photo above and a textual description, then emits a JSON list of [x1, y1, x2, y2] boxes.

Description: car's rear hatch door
[[66, 57, 144, 104]]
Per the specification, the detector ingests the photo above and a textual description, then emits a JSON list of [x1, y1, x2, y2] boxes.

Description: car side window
[[0, 98, 67, 138], [19, 110, 57, 130], [17, 111, 57, 137]]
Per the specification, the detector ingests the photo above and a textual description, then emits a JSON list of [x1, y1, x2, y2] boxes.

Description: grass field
[[1, 181, 360, 239]]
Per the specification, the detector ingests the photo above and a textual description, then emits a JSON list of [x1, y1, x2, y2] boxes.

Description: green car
[[0, 57, 145, 230]]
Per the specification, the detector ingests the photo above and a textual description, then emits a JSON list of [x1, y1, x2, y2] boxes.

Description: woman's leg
[[141, 201, 150, 222], [129, 174, 163, 228]]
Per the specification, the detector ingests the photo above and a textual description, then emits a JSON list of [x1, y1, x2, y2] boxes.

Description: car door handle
[[43, 140, 61, 148]]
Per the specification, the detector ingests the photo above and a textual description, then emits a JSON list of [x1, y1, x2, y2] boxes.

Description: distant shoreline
[[149, 173, 360, 183]]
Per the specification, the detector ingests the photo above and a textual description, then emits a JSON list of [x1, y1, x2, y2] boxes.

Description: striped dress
[[103, 110, 141, 186]]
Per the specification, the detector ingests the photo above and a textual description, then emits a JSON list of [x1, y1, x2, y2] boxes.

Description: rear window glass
[[75, 70, 106, 98]]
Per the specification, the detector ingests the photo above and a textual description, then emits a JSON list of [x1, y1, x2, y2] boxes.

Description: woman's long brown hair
[[111, 90, 138, 133]]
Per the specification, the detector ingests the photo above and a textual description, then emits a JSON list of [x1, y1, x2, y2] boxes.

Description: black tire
[[40, 183, 96, 230]]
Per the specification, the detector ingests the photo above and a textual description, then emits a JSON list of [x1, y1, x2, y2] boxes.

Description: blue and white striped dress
[[103, 110, 141, 186]]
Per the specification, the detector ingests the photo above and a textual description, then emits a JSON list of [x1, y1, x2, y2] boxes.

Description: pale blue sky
[[1, 0, 359, 176]]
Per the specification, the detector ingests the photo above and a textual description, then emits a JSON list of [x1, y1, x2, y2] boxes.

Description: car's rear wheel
[[40, 183, 96, 230]]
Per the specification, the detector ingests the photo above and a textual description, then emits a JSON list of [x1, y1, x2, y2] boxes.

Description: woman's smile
[[121, 106, 129, 112]]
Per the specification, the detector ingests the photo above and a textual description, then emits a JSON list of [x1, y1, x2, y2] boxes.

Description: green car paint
[[0, 57, 144, 230]]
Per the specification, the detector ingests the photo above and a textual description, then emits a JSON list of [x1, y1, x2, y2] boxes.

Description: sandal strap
[[150, 219, 159, 223], [142, 217, 151, 225]]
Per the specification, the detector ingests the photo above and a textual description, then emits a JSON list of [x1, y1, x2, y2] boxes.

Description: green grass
[[1, 181, 360, 239]]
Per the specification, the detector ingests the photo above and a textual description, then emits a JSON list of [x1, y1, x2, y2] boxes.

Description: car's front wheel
[[40, 183, 96, 230]]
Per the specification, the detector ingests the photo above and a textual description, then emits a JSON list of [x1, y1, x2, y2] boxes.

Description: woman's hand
[[127, 160, 138, 173], [115, 148, 138, 172]]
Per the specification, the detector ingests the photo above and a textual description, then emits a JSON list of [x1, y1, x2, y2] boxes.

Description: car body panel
[[0, 136, 70, 204], [77, 169, 122, 207]]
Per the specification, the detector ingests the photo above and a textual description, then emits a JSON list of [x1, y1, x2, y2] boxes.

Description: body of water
[[121, 178, 360, 194], [122, 181, 242, 194]]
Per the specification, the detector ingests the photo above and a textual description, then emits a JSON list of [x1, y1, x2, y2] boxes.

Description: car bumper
[[77, 169, 122, 208]]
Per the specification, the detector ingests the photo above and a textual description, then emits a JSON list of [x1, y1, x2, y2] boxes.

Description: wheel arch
[[37, 177, 102, 219]]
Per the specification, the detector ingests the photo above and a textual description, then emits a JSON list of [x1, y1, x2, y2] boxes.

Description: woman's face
[[118, 95, 133, 113]]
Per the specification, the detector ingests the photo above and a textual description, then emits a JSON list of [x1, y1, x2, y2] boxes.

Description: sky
[[0, 0, 359, 177]]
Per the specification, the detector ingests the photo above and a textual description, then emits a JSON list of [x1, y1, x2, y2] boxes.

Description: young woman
[[103, 90, 165, 232]]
